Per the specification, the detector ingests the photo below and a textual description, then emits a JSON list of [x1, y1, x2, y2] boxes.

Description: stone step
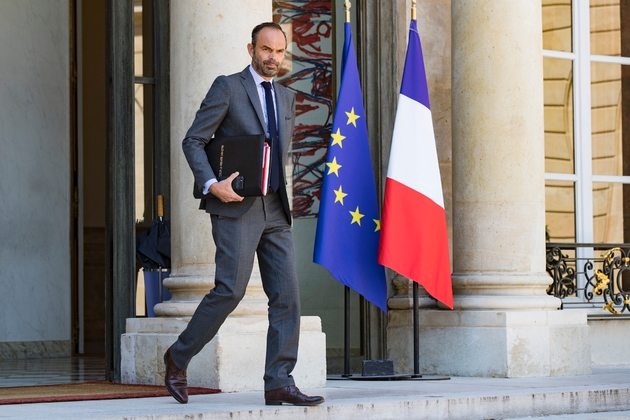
[[507, 412, 630, 420], [3, 367, 630, 419]]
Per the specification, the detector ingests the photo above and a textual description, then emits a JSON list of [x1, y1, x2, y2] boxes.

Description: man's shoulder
[[228, 67, 251, 80], [212, 68, 249, 83], [207, 70, 250, 95]]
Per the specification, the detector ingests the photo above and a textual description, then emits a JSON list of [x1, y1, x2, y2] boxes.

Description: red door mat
[[0, 382, 220, 405]]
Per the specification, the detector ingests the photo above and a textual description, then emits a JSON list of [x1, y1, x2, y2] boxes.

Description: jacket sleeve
[[182, 75, 230, 190]]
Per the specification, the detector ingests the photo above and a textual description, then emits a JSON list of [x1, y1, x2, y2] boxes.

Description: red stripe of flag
[[379, 178, 452, 308]]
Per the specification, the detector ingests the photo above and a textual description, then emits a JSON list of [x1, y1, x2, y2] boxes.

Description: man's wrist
[[203, 178, 218, 194]]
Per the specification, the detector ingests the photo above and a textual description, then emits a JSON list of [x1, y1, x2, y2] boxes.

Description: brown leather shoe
[[265, 385, 324, 406], [164, 348, 188, 404]]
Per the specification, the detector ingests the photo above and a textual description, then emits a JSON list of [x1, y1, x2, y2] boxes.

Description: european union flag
[[313, 22, 387, 313]]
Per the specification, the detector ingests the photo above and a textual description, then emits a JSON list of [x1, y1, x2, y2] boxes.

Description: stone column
[[391, 0, 591, 378], [121, 0, 326, 391], [155, 0, 269, 319], [450, 0, 558, 312]]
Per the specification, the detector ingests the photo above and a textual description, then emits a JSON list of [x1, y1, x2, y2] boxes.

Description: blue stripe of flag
[[400, 20, 431, 109]]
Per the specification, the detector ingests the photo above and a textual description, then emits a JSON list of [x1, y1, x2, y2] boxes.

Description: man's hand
[[208, 172, 244, 203]]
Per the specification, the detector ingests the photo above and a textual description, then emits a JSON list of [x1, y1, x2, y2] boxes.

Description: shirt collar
[[249, 65, 273, 88]]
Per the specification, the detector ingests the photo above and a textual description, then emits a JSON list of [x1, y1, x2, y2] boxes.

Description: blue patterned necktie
[[262, 81, 280, 192]]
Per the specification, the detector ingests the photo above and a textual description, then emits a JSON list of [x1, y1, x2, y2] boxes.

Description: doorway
[[74, 0, 169, 381], [77, 0, 107, 357]]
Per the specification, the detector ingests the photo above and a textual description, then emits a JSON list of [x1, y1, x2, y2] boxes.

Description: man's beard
[[253, 56, 280, 78]]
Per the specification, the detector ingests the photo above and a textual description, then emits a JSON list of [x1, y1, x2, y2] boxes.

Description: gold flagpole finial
[[412, 0, 417, 21], [345, 0, 352, 23]]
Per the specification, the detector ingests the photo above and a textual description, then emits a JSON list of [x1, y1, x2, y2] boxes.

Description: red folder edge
[[261, 142, 271, 196]]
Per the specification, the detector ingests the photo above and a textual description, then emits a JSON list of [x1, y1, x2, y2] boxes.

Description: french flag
[[378, 19, 453, 309]]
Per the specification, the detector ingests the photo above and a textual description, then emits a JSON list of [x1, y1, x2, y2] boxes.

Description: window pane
[[591, 62, 626, 176], [590, 0, 621, 56], [592, 182, 625, 243], [542, 0, 572, 52], [134, 83, 146, 223], [134, 2, 143, 77], [544, 57, 574, 174], [545, 180, 576, 242]]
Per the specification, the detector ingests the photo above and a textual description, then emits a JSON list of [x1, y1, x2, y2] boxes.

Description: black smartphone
[[232, 176, 244, 190]]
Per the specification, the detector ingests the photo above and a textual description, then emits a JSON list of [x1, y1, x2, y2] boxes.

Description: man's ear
[[247, 43, 254, 58]]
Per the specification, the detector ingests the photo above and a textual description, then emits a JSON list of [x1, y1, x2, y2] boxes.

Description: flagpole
[[413, 282, 421, 377], [343, 286, 351, 377], [342, 0, 352, 379], [409, 0, 422, 379]]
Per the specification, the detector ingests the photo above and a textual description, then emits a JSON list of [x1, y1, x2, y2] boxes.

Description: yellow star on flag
[[331, 128, 346, 148], [334, 186, 348, 205], [346, 107, 360, 127], [326, 157, 342, 177], [349, 206, 364, 226], [373, 219, 381, 232]]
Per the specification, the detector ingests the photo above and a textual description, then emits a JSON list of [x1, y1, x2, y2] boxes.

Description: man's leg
[[169, 210, 262, 369], [257, 194, 324, 406], [257, 193, 301, 390], [165, 202, 267, 405]]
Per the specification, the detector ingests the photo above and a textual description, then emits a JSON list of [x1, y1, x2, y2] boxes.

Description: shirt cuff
[[203, 178, 218, 195]]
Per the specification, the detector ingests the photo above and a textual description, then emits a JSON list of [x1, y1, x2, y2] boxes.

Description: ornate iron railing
[[546, 243, 630, 314]]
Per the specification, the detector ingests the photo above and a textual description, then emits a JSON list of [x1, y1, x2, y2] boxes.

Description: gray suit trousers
[[170, 192, 300, 391]]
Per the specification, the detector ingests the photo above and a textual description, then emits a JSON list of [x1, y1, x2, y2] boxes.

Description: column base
[[388, 309, 591, 377], [121, 316, 326, 392], [589, 317, 630, 366]]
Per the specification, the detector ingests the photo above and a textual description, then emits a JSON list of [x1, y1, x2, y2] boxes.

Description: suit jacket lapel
[[240, 68, 267, 134]]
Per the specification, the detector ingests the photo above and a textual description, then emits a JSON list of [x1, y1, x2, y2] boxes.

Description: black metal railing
[[546, 243, 630, 314]]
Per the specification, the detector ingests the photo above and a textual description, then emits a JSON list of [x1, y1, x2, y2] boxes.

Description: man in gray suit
[[163, 22, 324, 407]]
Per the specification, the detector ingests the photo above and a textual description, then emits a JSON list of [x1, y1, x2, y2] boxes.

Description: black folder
[[192, 134, 269, 198]]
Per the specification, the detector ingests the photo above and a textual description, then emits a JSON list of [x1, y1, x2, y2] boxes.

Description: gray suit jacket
[[182, 67, 295, 223]]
